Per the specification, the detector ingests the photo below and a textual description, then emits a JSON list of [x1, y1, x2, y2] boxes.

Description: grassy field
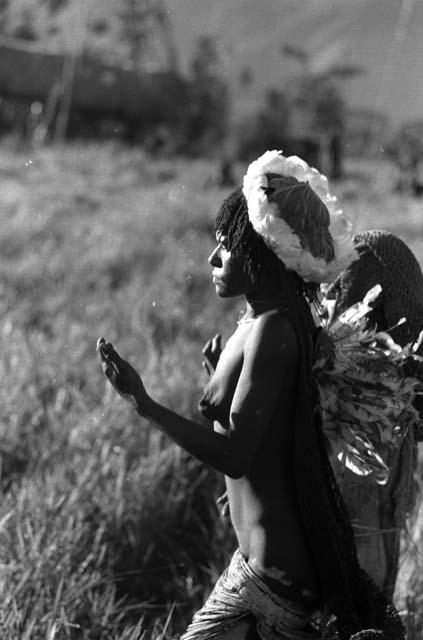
[[0, 141, 422, 639]]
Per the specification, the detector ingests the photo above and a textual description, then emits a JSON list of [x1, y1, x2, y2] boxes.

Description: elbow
[[226, 466, 245, 480], [223, 453, 251, 479]]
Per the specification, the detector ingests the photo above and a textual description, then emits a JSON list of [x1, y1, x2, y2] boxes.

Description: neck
[[244, 289, 290, 319], [242, 263, 304, 320]]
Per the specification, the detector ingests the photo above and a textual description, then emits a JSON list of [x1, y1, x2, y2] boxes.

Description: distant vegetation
[[1, 1, 422, 190]]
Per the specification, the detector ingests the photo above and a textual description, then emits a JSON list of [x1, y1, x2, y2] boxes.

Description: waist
[[230, 548, 324, 632], [246, 555, 320, 610], [232, 518, 320, 608]]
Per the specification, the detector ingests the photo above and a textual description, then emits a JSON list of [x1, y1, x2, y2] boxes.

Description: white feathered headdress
[[242, 150, 357, 283]]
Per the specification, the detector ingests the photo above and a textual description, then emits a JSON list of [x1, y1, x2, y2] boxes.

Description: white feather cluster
[[242, 150, 358, 283]]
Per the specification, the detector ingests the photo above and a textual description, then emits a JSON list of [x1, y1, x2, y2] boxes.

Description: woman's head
[[213, 150, 356, 301], [213, 186, 282, 297], [208, 228, 261, 299]]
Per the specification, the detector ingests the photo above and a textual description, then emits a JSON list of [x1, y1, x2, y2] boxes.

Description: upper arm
[[227, 313, 298, 476]]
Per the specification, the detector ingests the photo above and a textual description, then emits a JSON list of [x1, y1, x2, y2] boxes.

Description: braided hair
[[215, 187, 320, 304], [215, 188, 405, 640]]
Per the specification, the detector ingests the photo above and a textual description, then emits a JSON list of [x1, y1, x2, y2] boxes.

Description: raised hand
[[97, 337, 149, 413], [202, 333, 222, 376]]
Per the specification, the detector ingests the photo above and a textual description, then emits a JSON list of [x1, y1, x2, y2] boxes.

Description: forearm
[[138, 396, 242, 478], [97, 337, 241, 476]]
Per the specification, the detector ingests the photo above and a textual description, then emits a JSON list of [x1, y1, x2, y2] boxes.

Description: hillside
[[3, 0, 423, 124], [168, 0, 423, 124]]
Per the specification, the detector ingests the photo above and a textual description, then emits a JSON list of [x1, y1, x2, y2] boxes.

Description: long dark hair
[[215, 188, 404, 639]]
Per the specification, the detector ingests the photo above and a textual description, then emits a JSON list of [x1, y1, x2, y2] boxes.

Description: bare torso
[[199, 310, 320, 606]]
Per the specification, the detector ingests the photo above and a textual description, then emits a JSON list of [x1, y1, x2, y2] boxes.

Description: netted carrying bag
[[324, 229, 423, 444], [319, 229, 423, 608]]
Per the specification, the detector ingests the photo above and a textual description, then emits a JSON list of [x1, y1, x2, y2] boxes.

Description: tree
[[233, 88, 292, 161], [1, 0, 71, 41], [184, 35, 230, 154], [388, 119, 423, 195], [117, 0, 178, 71], [0, 1, 40, 41], [40, 0, 69, 13], [239, 66, 254, 89], [281, 44, 365, 178], [0, 0, 9, 33], [118, 0, 150, 67], [294, 72, 345, 178], [345, 107, 390, 157], [11, 7, 38, 41], [153, 2, 179, 72]]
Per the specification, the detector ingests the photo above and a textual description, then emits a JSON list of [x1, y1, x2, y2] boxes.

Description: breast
[[198, 328, 246, 424]]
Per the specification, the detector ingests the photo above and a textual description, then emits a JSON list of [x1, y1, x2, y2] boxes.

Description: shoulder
[[245, 308, 298, 362], [251, 307, 297, 341]]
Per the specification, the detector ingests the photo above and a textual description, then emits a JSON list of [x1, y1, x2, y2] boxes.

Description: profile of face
[[208, 234, 256, 298]]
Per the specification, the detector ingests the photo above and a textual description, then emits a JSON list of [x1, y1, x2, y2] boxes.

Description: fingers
[[216, 490, 229, 518], [97, 336, 110, 360], [202, 338, 213, 358], [220, 502, 229, 518], [203, 334, 221, 355], [97, 337, 122, 380], [211, 333, 222, 354], [203, 333, 221, 354], [97, 338, 122, 365], [202, 333, 222, 371], [216, 490, 227, 505]]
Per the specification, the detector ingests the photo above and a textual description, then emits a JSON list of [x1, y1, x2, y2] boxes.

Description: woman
[[97, 151, 404, 639], [323, 229, 423, 600]]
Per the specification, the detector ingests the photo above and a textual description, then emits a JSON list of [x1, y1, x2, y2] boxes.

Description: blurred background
[[0, 0, 422, 182], [0, 1, 422, 639]]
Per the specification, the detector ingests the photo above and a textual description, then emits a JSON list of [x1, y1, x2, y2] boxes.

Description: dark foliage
[[181, 36, 230, 155]]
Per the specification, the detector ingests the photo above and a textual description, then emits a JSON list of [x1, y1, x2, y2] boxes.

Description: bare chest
[[198, 323, 252, 426]]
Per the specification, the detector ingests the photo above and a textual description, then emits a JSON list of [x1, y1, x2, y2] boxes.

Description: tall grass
[[0, 142, 422, 638]]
